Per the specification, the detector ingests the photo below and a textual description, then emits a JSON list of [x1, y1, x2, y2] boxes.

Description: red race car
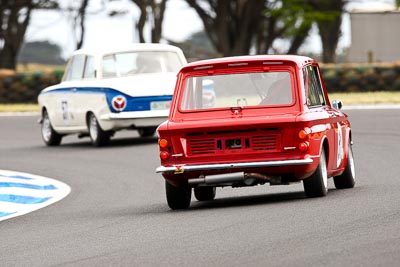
[[156, 55, 355, 209]]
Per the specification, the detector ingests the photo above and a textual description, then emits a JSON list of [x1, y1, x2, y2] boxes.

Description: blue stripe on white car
[[39, 87, 173, 113], [0, 170, 71, 221]]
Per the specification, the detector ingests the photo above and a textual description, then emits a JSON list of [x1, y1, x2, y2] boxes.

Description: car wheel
[[165, 181, 191, 210], [138, 127, 156, 137], [333, 143, 356, 189], [194, 186, 216, 201], [303, 148, 328, 197], [41, 109, 62, 146], [87, 113, 111, 146]]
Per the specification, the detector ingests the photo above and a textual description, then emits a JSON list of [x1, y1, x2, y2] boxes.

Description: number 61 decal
[[61, 100, 69, 125]]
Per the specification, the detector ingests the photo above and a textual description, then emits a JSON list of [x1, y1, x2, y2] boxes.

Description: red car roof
[[182, 55, 316, 73]]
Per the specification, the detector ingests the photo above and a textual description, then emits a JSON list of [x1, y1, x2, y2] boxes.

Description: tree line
[[0, 0, 362, 70]]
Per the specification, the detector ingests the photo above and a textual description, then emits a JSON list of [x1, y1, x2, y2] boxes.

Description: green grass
[[1, 91, 400, 113], [329, 91, 400, 105], [0, 104, 39, 113]]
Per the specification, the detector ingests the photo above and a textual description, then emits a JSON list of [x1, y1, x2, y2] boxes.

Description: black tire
[[87, 113, 111, 146], [138, 127, 156, 137], [194, 186, 216, 201], [41, 109, 62, 146], [334, 143, 356, 189], [165, 181, 191, 210], [303, 148, 328, 198]]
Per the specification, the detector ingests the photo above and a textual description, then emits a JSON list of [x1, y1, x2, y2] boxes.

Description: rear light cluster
[[159, 139, 170, 160], [297, 127, 311, 152]]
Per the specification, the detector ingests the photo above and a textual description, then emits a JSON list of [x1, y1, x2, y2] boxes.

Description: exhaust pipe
[[245, 173, 281, 185], [188, 172, 281, 186], [189, 172, 245, 185]]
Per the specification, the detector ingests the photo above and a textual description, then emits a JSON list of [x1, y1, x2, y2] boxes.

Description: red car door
[[303, 64, 339, 173]]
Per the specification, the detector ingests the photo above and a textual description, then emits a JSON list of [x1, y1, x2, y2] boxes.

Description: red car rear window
[[180, 71, 294, 111]]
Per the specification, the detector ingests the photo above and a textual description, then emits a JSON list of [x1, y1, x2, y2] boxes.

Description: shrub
[[0, 70, 62, 103], [1, 63, 400, 103], [321, 63, 400, 93]]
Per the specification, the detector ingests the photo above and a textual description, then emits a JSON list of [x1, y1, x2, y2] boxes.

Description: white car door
[[54, 82, 76, 128], [69, 55, 98, 128], [59, 54, 88, 128]]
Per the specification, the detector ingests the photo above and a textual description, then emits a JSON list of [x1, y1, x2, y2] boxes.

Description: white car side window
[[68, 55, 85, 81], [103, 55, 117, 78], [83, 56, 95, 79]]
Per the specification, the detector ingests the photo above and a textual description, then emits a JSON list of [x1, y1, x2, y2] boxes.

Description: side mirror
[[332, 100, 343, 110]]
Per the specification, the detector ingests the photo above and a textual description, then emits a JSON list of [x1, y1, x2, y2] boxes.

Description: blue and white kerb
[[0, 170, 71, 221]]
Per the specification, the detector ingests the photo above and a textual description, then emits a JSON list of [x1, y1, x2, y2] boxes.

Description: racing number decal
[[336, 122, 344, 168], [61, 100, 70, 125], [61, 100, 68, 120]]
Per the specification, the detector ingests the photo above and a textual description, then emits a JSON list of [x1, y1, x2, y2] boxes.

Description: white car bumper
[[99, 110, 169, 129], [101, 110, 169, 120]]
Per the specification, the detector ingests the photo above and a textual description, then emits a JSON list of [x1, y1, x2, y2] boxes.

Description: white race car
[[38, 43, 187, 146]]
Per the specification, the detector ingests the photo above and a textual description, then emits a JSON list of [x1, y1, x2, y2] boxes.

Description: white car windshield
[[102, 51, 182, 78], [180, 71, 293, 111]]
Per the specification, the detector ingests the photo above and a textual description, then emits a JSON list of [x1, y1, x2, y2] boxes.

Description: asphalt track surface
[[1, 109, 400, 267]]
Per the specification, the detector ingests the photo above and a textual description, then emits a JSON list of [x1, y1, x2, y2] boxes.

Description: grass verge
[[0, 104, 39, 113], [329, 91, 400, 105], [1, 91, 400, 112]]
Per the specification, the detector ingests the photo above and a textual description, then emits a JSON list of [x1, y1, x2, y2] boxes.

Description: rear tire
[[41, 109, 62, 146], [87, 113, 111, 146], [138, 127, 156, 137], [194, 186, 216, 201], [165, 181, 191, 210], [303, 148, 328, 197], [334, 143, 356, 189]]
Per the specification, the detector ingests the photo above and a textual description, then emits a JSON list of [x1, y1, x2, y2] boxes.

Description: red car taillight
[[298, 141, 309, 152], [298, 127, 311, 140], [297, 127, 311, 152], [159, 139, 168, 148], [159, 139, 170, 160], [160, 151, 170, 160]]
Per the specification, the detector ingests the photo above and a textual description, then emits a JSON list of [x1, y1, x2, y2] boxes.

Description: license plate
[[150, 101, 171, 110]]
